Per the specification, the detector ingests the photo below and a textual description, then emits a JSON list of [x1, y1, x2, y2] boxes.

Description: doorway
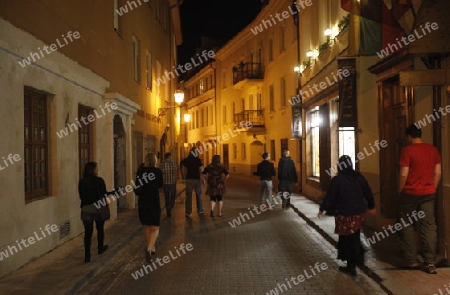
[[223, 144, 229, 170], [113, 115, 126, 212], [379, 76, 413, 218]]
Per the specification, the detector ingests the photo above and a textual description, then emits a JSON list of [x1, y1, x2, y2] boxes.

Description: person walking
[[160, 152, 177, 218], [136, 153, 163, 263], [277, 150, 298, 209], [202, 155, 230, 217], [398, 124, 441, 274], [318, 155, 376, 276], [180, 147, 205, 217], [254, 152, 276, 209], [78, 162, 110, 263]]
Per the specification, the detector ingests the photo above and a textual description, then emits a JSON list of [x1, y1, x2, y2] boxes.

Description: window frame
[[24, 88, 49, 202]]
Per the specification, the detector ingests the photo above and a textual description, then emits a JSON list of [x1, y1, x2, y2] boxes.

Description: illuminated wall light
[[294, 66, 300, 72], [324, 28, 332, 36], [306, 50, 314, 57], [313, 50, 319, 57]]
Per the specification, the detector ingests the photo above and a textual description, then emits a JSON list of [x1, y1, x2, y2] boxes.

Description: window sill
[[306, 177, 321, 189]]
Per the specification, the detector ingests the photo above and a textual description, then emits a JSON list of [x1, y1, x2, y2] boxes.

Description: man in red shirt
[[398, 124, 442, 274]]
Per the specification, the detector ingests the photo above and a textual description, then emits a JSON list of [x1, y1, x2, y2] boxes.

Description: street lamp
[[158, 89, 185, 117], [183, 113, 191, 122]]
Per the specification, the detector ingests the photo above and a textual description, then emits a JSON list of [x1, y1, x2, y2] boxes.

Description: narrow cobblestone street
[[76, 176, 386, 295]]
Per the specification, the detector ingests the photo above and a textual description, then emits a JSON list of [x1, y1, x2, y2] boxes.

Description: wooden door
[[379, 76, 413, 218]]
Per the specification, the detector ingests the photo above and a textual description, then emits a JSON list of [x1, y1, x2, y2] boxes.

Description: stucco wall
[[0, 18, 110, 278]]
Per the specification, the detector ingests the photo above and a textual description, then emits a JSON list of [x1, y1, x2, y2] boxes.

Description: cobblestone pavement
[[77, 177, 386, 295]]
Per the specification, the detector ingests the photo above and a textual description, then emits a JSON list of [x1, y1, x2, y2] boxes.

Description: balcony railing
[[232, 62, 263, 85], [234, 110, 265, 127]]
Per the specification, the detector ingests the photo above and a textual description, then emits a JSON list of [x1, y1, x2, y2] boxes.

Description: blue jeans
[[163, 184, 176, 216], [185, 179, 203, 214], [259, 180, 273, 205]]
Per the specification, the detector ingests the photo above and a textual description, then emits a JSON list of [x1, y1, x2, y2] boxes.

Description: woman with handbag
[[78, 162, 110, 263], [318, 155, 376, 276], [135, 153, 163, 263], [202, 155, 229, 217]]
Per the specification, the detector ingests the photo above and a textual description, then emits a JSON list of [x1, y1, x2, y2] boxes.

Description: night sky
[[178, 0, 262, 66]]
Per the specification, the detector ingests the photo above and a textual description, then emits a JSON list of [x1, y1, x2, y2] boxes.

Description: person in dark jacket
[[78, 162, 110, 263], [254, 152, 276, 209], [318, 155, 376, 276], [180, 148, 205, 217], [277, 150, 298, 209], [136, 153, 163, 263]]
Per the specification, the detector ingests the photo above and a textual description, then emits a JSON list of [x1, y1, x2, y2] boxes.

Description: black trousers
[[83, 220, 105, 253], [337, 230, 364, 267]]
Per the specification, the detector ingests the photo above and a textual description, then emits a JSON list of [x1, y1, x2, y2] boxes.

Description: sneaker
[[210, 211, 215, 217], [424, 264, 437, 274], [199, 209, 205, 214], [185, 213, 191, 218]]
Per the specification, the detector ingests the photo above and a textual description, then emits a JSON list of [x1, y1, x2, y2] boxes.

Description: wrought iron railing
[[233, 110, 265, 127], [232, 62, 263, 84]]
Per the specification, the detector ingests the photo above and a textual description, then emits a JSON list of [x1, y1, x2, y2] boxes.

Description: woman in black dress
[[136, 153, 163, 263], [78, 162, 110, 263]]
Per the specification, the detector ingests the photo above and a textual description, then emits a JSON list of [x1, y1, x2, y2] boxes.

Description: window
[[196, 110, 199, 128], [78, 105, 93, 179], [155, 0, 160, 20], [241, 98, 245, 112], [233, 143, 238, 160], [200, 109, 204, 127], [146, 52, 152, 90], [222, 71, 226, 88], [241, 143, 246, 160], [280, 138, 288, 153], [133, 36, 140, 82], [24, 88, 48, 202], [280, 77, 286, 107], [200, 79, 204, 94], [205, 107, 208, 127], [279, 27, 285, 53], [310, 109, 320, 177], [113, 0, 122, 35], [339, 127, 356, 167], [249, 94, 254, 110], [223, 105, 227, 124], [268, 39, 273, 62], [269, 85, 274, 112], [232, 102, 236, 116], [134, 131, 144, 173], [270, 140, 276, 162]]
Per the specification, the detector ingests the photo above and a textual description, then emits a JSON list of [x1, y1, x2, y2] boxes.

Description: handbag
[[97, 180, 111, 221]]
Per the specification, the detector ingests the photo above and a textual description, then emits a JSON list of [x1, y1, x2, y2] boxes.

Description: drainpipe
[[432, 57, 444, 258]]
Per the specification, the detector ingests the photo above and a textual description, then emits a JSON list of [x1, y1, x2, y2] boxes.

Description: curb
[[290, 203, 394, 295], [66, 187, 186, 295]]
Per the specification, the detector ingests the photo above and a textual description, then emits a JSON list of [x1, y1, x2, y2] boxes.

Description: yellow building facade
[[0, 0, 181, 277]]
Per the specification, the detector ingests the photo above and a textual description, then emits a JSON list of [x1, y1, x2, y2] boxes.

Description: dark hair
[[262, 152, 269, 160], [82, 162, 97, 179], [406, 124, 421, 138], [165, 152, 171, 159], [212, 155, 220, 164], [337, 155, 353, 174]]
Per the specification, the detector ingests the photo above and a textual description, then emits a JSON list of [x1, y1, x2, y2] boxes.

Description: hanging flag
[[341, 0, 412, 56]]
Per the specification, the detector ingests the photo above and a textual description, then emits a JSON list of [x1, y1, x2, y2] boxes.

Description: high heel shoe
[[98, 245, 109, 254]]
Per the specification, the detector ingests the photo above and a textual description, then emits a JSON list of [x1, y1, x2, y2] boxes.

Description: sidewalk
[[288, 193, 450, 295], [0, 183, 186, 295]]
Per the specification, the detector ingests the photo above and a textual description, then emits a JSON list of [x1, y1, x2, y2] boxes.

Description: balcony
[[233, 110, 265, 131], [232, 62, 264, 89]]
